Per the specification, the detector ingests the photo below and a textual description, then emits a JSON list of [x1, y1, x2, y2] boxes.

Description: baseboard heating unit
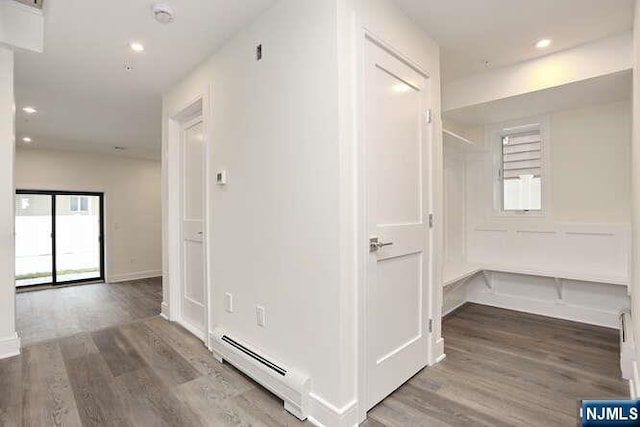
[[620, 311, 635, 380], [210, 328, 311, 420]]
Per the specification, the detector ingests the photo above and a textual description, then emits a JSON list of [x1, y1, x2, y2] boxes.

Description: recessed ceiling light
[[22, 137, 32, 143], [22, 106, 37, 114], [535, 39, 552, 49], [130, 42, 145, 52]]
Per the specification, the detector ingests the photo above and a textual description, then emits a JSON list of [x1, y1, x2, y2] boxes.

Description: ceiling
[[15, 0, 275, 159], [444, 70, 632, 127], [15, 0, 636, 158], [394, 0, 635, 82]]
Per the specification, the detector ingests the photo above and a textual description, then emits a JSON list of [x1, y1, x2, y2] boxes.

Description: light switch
[[216, 170, 227, 185], [256, 305, 265, 327]]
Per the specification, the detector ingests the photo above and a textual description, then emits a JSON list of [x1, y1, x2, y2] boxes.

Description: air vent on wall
[[14, 0, 43, 9]]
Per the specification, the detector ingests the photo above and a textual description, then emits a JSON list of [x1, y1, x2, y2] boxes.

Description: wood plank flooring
[[366, 303, 629, 427], [16, 277, 162, 346], [3, 281, 628, 427]]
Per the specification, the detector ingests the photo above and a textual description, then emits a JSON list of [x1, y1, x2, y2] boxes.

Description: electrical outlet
[[225, 293, 233, 313], [256, 305, 265, 327]]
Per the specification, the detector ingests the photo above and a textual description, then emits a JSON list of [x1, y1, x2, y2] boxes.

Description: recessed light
[[535, 39, 552, 49], [22, 106, 37, 114], [130, 42, 145, 52], [22, 137, 32, 143]]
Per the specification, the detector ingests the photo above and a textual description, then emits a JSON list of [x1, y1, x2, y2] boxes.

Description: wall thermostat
[[216, 170, 227, 185]]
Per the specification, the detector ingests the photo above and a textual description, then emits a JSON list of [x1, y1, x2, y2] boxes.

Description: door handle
[[369, 237, 393, 252]]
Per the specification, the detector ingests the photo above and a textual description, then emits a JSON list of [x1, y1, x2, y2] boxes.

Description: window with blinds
[[501, 129, 542, 211]]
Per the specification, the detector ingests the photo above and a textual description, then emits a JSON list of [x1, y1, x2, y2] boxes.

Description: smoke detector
[[152, 3, 174, 24]]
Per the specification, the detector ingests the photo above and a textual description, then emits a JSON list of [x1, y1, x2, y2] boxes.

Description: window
[[500, 126, 544, 212], [70, 196, 89, 213]]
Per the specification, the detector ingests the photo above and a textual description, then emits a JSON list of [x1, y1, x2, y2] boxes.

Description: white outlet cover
[[225, 293, 233, 313], [256, 305, 265, 327]]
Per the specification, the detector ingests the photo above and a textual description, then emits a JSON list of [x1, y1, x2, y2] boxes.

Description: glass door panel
[[15, 194, 53, 287], [55, 194, 102, 283]]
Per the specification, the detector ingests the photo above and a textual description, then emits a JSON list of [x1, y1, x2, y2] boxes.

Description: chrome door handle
[[370, 237, 393, 252]]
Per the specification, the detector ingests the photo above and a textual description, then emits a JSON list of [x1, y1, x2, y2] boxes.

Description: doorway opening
[[15, 190, 105, 288]]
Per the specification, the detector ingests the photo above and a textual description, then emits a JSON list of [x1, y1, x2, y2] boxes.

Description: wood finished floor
[[365, 303, 629, 427], [3, 281, 628, 427], [16, 277, 162, 346]]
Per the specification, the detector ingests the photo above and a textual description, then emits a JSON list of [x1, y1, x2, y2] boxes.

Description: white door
[[365, 40, 431, 410], [181, 119, 206, 339]]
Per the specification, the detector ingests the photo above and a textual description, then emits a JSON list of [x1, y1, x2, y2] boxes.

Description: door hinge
[[428, 319, 433, 333], [428, 213, 434, 228], [425, 109, 433, 124]]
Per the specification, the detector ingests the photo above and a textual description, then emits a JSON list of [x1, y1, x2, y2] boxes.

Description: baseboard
[[443, 299, 468, 317], [631, 360, 640, 399], [160, 302, 170, 320], [307, 393, 358, 427], [431, 337, 446, 365], [0, 333, 21, 359], [108, 270, 162, 283], [468, 291, 620, 328]]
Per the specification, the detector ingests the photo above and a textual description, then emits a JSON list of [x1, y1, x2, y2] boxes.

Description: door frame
[[165, 90, 213, 346], [15, 189, 105, 287], [355, 31, 438, 420]]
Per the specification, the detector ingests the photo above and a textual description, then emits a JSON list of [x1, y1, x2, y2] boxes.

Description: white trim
[[108, 270, 162, 283], [160, 301, 169, 320], [307, 393, 358, 427], [631, 360, 640, 399], [468, 290, 621, 328], [487, 115, 551, 217], [0, 333, 21, 359], [165, 89, 212, 348]]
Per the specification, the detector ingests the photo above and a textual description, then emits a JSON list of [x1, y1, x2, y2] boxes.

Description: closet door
[[364, 39, 431, 410]]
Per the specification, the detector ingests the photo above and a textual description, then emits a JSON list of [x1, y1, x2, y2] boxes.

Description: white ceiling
[[393, 0, 634, 82], [444, 70, 632, 127], [15, 0, 275, 159]]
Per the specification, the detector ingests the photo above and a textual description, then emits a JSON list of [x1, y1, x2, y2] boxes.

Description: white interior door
[[181, 118, 206, 339], [365, 39, 431, 410]]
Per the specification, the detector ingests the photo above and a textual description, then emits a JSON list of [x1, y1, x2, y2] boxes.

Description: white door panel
[[181, 120, 206, 339], [365, 39, 431, 410]]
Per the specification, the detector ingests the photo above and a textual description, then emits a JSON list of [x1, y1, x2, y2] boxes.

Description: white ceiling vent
[[152, 3, 174, 24]]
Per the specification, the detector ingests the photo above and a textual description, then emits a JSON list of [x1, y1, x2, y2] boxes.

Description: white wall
[[444, 32, 633, 112], [0, 46, 18, 358], [552, 101, 631, 223], [443, 100, 632, 328], [15, 148, 162, 282], [631, 0, 640, 396], [163, 0, 441, 425], [467, 100, 631, 226], [164, 0, 344, 413]]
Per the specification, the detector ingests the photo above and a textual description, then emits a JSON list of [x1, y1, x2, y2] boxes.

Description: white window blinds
[[502, 130, 542, 179]]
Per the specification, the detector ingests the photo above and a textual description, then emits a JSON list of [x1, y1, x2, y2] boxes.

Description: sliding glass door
[[15, 191, 104, 288]]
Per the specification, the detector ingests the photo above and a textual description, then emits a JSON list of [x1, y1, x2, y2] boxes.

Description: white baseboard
[[160, 302, 170, 320], [108, 270, 162, 283], [469, 291, 620, 328], [631, 360, 640, 399], [433, 337, 446, 364], [0, 333, 21, 359], [307, 393, 358, 427]]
